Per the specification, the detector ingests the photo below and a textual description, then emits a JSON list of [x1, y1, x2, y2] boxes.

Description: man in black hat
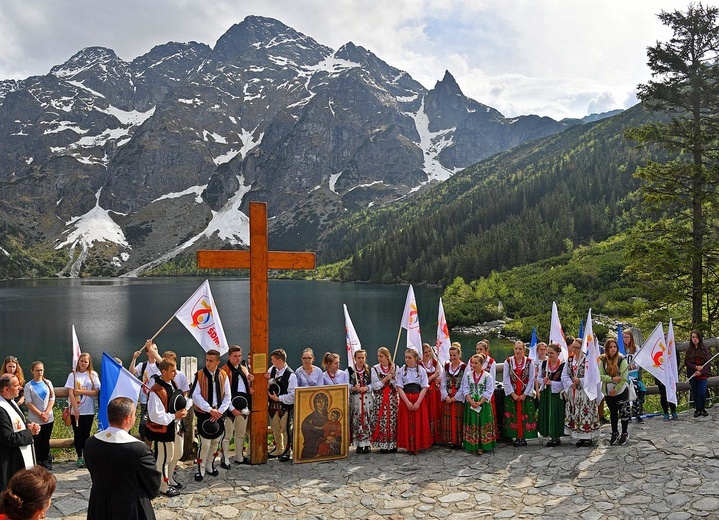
[[191, 349, 230, 481], [146, 359, 188, 496], [265, 348, 297, 462], [220, 345, 253, 467]]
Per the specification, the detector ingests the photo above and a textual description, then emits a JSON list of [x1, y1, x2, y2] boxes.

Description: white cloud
[[0, 0, 693, 119]]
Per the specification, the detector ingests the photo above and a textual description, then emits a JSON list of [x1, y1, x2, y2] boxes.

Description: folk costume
[[503, 355, 538, 443], [537, 359, 566, 443], [348, 365, 375, 451], [460, 368, 496, 453], [420, 358, 443, 444], [395, 364, 431, 454], [221, 360, 252, 465], [370, 363, 399, 452], [296, 365, 323, 387], [133, 361, 160, 440], [146, 375, 184, 493], [0, 397, 34, 491], [23, 377, 55, 468], [439, 361, 466, 447], [192, 367, 231, 479], [85, 426, 161, 520], [267, 365, 297, 457], [561, 353, 600, 443]]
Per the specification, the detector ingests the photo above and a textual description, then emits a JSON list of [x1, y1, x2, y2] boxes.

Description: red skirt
[[397, 392, 432, 453], [425, 381, 442, 444]]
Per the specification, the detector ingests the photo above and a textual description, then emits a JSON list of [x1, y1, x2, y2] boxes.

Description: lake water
[[0, 278, 512, 384]]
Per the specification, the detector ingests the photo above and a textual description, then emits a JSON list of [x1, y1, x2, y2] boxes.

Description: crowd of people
[[0, 329, 714, 519]]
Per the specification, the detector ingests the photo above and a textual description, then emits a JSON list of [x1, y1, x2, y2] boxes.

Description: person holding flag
[[561, 336, 600, 447], [598, 339, 630, 446], [503, 341, 538, 447], [685, 330, 710, 417], [439, 343, 465, 448], [64, 353, 100, 468], [130, 340, 162, 445], [421, 343, 443, 445], [623, 329, 646, 423], [657, 323, 679, 420], [348, 349, 374, 454]]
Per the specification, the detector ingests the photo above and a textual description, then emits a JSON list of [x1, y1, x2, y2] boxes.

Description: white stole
[[0, 399, 35, 469]]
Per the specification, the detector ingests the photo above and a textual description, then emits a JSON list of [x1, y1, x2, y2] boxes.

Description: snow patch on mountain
[[407, 97, 456, 183], [98, 104, 156, 126], [55, 188, 129, 250], [153, 185, 207, 204], [65, 80, 106, 98]]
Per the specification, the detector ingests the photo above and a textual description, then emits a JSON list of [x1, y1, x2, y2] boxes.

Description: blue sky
[[0, 0, 697, 119]]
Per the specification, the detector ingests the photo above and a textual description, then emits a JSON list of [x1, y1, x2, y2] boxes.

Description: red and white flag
[[436, 298, 451, 365], [71, 325, 82, 371], [582, 309, 601, 401], [174, 280, 228, 355], [344, 304, 362, 369], [401, 285, 422, 353], [634, 322, 669, 392], [665, 319, 679, 406], [549, 301, 568, 361]]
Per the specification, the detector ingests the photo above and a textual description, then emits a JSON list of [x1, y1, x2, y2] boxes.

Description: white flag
[[71, 325, 82, 371], [344, 304, 362, 369], [435, 298, 451, 365], [582, 309, 601, 401], [401, 285, 421, 353], [665, 319, 678, 406], [549, 301, 568, 361], [634, 322, 668, 389], [174, 280, 229, 355]]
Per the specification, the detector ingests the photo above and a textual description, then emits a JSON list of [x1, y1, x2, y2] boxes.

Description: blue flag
[[528, 327, 538, 360], [578, 318, 584, 339], [97, 352, 143, 431], [617, 324, 626, 355]]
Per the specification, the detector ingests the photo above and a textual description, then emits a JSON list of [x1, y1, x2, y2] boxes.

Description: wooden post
[[197, 201, 315, 464]]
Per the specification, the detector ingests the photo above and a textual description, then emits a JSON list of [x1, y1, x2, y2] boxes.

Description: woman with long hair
[[23, 362, 55, 470], [503, 340, 538, 447], [0, 358, 25, 406], [321, 352, 349, 387], [623, 330, 646, 423], [348, 349, 375, 454], [537, 343, 566, 447], [420, 343, 443, 444], [439, 343, 465, 448], [371, 347, 398, 453], [64, 353, 101, 468], [599, 339, 630, 446], [685, 329, 711, 417], [460, 353, 496, 454], [395, 348, 431, 454], [562, 338, 600, 446], [0, 466, 55, 520]]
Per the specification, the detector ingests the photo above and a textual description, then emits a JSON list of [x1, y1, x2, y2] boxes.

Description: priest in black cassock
[[0, 373, 39, 491], [85, 396, 161, 520]]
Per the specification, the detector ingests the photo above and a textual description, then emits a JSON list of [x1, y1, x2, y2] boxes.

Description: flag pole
[[392, 324, 403, 364], [687, 350, 719, 381], [149, 313, 176, 342]]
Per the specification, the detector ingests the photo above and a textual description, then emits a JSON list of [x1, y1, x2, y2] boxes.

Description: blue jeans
[[690, 378, 708, 411]]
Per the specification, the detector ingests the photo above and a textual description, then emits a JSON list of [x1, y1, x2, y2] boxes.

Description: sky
[[0, 0, 699, 120]]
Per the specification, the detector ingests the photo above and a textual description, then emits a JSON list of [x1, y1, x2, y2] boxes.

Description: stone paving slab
[[46, 411, 718, 519]]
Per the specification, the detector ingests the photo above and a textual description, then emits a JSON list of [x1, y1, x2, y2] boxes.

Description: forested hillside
[[319, 104, 663, 285]]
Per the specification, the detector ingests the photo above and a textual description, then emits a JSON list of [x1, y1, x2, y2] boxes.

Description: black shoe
[[546, 439, 556, 447], [170, 482, 183, 489], [220, 461, 232, 470], [380, 448, 389, 454], [207, 468, 219, 477], [279, 453, 292, 462], [235, 456, 251, 465], [513, 439, 521, 447], [600, 417, 610, 425], [268, 451, 279, 458], [363, 446, 371, 454], [576, 439, 590, 447], [389, 448, 397, 453], [519, 439, 527, 447], [164, 486, 181, 497], [356, 446, 363, 454], [194, 473, 203, 482], [636, 416, 644, 423], [694, 410, 701, 417], [609, 432, 618, 446], [554, 439, 561, 446], [701, 409, 709, 417], [617, 433, 628, 446]]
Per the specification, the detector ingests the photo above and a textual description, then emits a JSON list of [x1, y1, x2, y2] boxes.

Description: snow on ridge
[[238, 127, 264, 157], [407, 97, 456, 183], [99, 104, 156, 126], [329, 172, 342, 194], [346, 180, 384, 193], [304, 56, 360, 75], [203, 130, 227, 143], [396, 94, 419, 102], [153, 184, 207, 204], [214, 150, 240, 165], [65, 80, 105, 98], [55, 188, 129, 250], [42, 121, 89, 135]]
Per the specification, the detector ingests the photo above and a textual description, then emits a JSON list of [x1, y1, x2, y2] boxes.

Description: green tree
[[625, 3, 719, 331]]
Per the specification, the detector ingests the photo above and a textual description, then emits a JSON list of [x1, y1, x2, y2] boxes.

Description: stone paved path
[[48, 411, 719, 519]]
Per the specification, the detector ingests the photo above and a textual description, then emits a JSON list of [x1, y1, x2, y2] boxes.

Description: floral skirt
[[463, 402, 496, 452], [503, 394, 538, 440]]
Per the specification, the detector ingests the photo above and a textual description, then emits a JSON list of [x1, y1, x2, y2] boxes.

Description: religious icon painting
[[293, 385, 349, 464]]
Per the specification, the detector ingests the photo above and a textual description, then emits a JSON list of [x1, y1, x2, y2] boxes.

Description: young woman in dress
[[348, 349, 374, 454], [439, 343, 465, 448], [296, 348, 323, 387], [599, 338, 630, 446], [685, 329, 711, 417], [562, 338, 600, 446], [623, 330, 646, 423], [64, 352, 101, 468], [395, 348, 431, 454], [503, 340, 538, 447], [371, 347, 398, 453], [23, 361, 55, 470], [1, 357, 25, 406], [322, 352, 350, 387], [537, 343, 566, 447], [475, 340, 499, 433], [421, 343, 443, 444], [460, 354, 496, 454]]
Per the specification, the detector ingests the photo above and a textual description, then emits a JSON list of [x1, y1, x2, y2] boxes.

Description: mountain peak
[[50, 47, 123, 78], [433, 70, 463, 97]]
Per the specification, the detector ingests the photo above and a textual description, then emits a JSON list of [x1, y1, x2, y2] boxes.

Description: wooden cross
[[197, 201, 315, 464]]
